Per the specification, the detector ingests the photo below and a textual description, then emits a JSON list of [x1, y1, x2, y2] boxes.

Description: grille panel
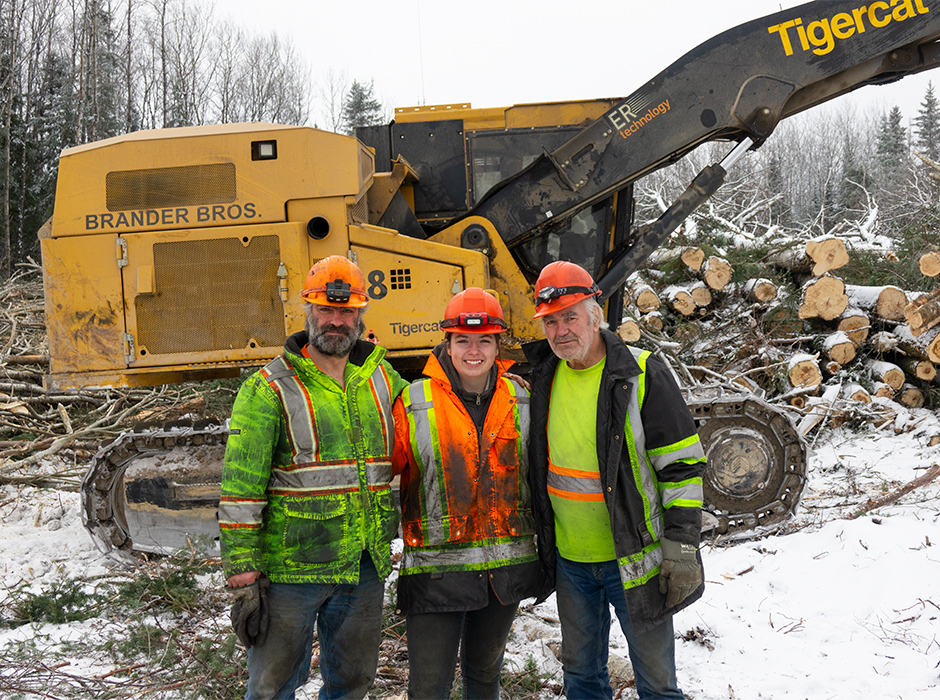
[[136, 236, 284, 356], [106, 163, 236, 212], [390, 268, 412, 290]]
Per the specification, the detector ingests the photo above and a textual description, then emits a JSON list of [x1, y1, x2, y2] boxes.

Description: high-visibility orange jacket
[[391, 348, 542, 614]]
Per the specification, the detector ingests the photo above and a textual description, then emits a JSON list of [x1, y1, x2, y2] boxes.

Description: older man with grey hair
[[523, 260, 706, 700]]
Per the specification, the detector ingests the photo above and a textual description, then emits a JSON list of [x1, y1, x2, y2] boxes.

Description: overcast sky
[[213, 0, 937, 124]]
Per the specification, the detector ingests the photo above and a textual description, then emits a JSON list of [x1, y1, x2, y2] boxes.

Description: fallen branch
[[844, 464, 940, 520]]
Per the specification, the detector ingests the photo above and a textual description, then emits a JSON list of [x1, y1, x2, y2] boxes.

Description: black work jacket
[[523, 329, 705, 632]]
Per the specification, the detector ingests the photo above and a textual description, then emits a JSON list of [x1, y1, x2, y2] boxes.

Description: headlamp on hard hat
[[324, 278, 352, 304], [440, 312, 507, 330], [534, 284, 599, 307]]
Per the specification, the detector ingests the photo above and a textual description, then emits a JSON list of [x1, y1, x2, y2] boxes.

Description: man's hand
[[227, 570, 261, 589], [658, 537, 702, 608], [229, 573, 270, 647]]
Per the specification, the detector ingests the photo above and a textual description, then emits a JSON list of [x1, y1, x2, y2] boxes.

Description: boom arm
[[462, 0, 940, 289]]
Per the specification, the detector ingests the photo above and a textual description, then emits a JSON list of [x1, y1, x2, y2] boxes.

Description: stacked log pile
[[627, 239, 940, 439]]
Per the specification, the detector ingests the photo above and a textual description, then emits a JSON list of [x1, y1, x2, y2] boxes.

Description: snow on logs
[[617, 319, 641, 343], [788, 353, 823, 389], [836, 307, 870, 347], [621, 242, 938, 423], [805, 236, 850, 276], [662, 285, 697, 316], [701, 256, 733, 291], [631, 284, 661, 314], [894, 323, 940, 364], [769, 236, 849, 277], [845, 284, 908, 323], [647, 246, 706, 273], [904, 286, 940, 337], [743, 278, 778, 304], [865, 359, 905, 391], [820, 331, 856, 366], [897, 356, 937, 382]]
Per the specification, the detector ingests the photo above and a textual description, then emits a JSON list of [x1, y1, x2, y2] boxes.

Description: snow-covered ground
[[1, 409, 938, 699]]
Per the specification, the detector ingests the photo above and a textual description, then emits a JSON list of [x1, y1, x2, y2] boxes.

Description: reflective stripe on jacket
[[525, 329, 706, 632], [219, 332, 408, 584]]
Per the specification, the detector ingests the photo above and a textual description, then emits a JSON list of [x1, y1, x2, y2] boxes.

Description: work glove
[[658, 537, 702, 608], [229, 574, 270, 648]]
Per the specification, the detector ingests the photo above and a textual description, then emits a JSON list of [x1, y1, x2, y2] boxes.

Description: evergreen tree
[[839, 133, 871, 216], [341, 80, 383, 135], [74, 1, 123, 142], [875, 105, 907, 177], [913, 81, 940, 161]]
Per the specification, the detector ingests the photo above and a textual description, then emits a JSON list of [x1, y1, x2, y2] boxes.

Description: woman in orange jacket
[[391, 287, 543, 699]]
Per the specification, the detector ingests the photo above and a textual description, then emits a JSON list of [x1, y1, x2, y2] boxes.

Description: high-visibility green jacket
[[524, 329, 706, 632], [391, 350, 542, 613], [219, 331, 408, 584]]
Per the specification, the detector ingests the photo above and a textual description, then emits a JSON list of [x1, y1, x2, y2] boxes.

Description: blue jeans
[[555, 554, 684, 700], [406, 591, 519, 699], [245, 553, 385, 700]]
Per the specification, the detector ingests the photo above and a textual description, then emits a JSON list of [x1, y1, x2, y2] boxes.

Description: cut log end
[[800, 276, 848, 321], [788, 359, 822, 388], [806, 237, 849, 276], [919, 251, 940, 278], [617, 320, 641, 344], [702, 257, 733, 291]]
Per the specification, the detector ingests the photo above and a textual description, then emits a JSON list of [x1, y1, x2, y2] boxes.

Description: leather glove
[[229, 574, 270, 647], [658, 537, 702, 608]]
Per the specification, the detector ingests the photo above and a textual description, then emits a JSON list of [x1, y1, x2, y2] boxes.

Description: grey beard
[[305, 313, 366, 357]]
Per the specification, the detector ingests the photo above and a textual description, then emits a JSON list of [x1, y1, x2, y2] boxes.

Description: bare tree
[[316, 66, 349, 132]]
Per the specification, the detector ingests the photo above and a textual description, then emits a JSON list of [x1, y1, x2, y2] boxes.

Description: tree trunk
[[894, 324, 940, 363], [688, 281, 712, 308], [617, 319, 641, 343], [899, 384, 925, 409], [836, 307, 870, 347], [663, 285, 696, 316], [788, 353, 822, 388], [799, 274, 848, 321], [805, 236, 849, 276], [821, 331, 855, 365], [647, 246, 705, 272], [702, 256, 732, 291], [845, 284, 908, 323], [919, 251, 940, 277], [898, 357, 937, 381], [743, 278, 778, 304], [865, 359, 905, 390], [904, 286, 940, 336], [843, 383, 872, 403], [640, 312, 664, 332], [631, 284, 660, 313]]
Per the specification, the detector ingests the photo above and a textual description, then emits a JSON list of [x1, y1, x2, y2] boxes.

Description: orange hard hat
[[300, 256, 369, 308], [532, 261, 600, 318], [441, 287, 506, 334]]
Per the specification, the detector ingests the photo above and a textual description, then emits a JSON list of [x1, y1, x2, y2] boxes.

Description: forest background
[[1, 0, 940, 299]]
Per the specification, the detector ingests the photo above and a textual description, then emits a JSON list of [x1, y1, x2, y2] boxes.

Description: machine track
[[80, 395, 806, 553], [688, 394, 806, 536], [81, 418, 229, 554]]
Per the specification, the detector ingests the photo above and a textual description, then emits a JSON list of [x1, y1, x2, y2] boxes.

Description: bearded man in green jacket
[[219, 255, 408, 700]]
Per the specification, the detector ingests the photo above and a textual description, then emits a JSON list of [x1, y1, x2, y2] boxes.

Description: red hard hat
[[441, 288, 506, 334], [532, 261, 600, 318], [301, 256, 369, 308]]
